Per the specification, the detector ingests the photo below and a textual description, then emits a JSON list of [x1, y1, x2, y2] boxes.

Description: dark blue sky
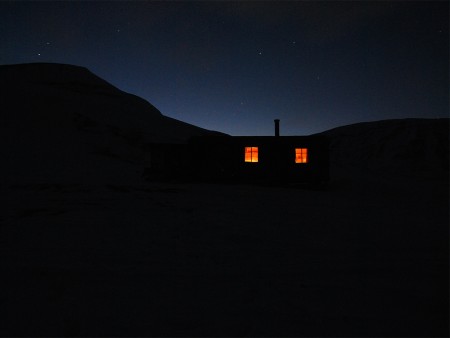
[[1, 1, 448, 135]]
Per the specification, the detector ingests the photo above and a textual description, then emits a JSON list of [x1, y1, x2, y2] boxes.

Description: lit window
[[245, 147, 258, 162], [295, 148, 308, 163]]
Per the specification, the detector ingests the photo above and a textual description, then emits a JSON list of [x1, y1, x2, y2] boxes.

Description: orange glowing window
[[295, 148, 308, 163], [244, 147, 258, 162]]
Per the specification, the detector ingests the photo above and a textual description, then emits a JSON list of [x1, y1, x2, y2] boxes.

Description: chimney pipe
[[274, 119, 280, 137]]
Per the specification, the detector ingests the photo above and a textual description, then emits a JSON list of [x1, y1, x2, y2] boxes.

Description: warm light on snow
[[295, 148, 308, 163], [245, 147, 258, 162]]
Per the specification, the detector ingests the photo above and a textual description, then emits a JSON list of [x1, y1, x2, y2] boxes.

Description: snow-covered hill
[[320, 118, 449, 181], [0, 63, 223, 185]]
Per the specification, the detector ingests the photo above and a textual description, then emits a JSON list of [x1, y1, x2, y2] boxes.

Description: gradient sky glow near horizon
[[1, 1, 448, 136]]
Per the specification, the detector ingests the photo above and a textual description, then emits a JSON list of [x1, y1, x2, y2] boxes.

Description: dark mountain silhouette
[[0, 63, 224, 184]]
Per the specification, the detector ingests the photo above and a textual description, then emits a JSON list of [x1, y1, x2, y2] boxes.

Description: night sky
[[1, 1, 448, 136]]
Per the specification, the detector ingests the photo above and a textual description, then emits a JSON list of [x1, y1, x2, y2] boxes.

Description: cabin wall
[[188, 136, 330, 184], [143, 136, 329, 184]]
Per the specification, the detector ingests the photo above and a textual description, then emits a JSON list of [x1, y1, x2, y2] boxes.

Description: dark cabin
[[144, 120, 329, 185]]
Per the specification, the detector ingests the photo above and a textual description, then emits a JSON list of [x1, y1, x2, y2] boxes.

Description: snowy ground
[[1, 166, 448, 337]]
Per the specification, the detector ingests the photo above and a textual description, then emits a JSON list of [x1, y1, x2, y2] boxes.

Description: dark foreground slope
[[1, 82, 448, 337], [0, 63, 222, 185], [2, 173, 448, 336]]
